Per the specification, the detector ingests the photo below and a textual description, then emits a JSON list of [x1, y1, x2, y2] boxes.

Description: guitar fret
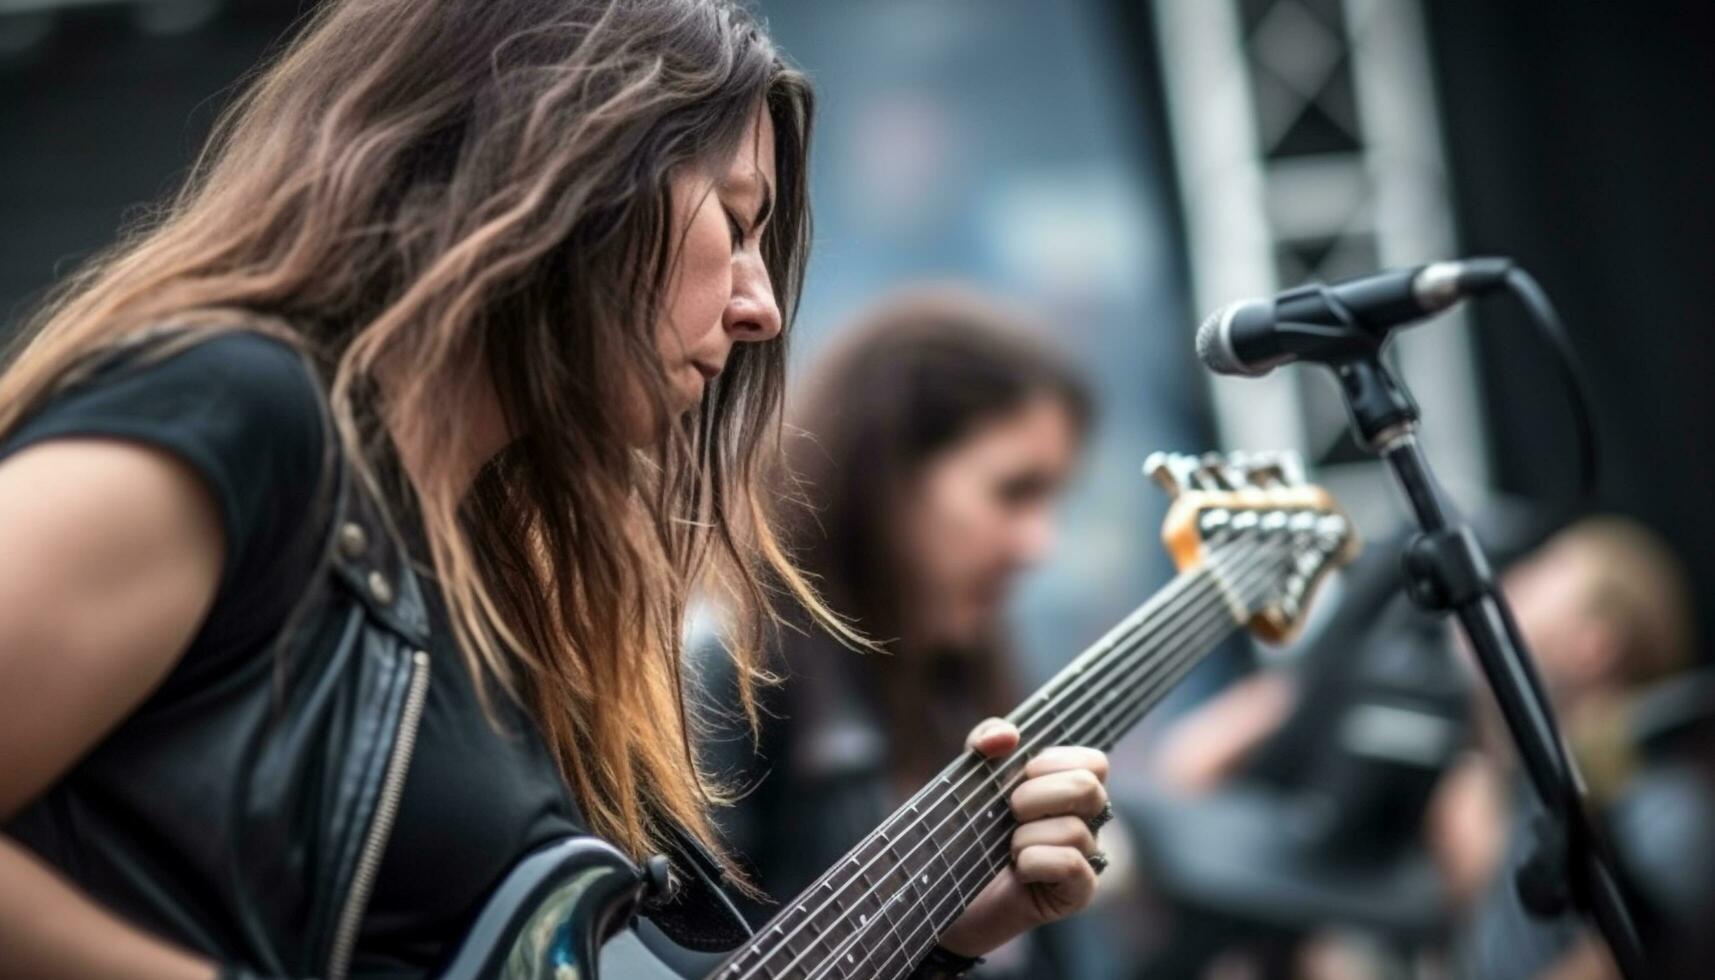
[[833, 838, 904, 969], [975, 769, 1014, 878], [814, 878, 859, 977], [764, 918, 808, 974], [731, 943, 774, 980], [802, 910, 849, 980], [868, 845, 916, 948]]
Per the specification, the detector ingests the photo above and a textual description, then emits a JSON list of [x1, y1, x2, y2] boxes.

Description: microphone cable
[[1500, 263, 1601, 501], [1312, 257, 1600, 501]]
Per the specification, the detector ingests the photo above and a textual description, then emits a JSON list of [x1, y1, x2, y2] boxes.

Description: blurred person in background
[[695, 288, 1121, 979], [1142, 515, 1715, 978], [0, 2, 1113, 978], [1438, 517, 1715, 979]]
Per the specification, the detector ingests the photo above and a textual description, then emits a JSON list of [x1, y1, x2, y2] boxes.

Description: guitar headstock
[[1146, 450, 1359, 644]]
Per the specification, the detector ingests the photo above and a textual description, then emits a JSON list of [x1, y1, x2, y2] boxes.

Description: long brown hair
[[780, 287, 1093, 781], [0, 0, 845, 866]]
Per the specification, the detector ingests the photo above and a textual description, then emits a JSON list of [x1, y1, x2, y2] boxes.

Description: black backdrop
[[1424, 0, 1715, 654], [0, 4, 298, 317]]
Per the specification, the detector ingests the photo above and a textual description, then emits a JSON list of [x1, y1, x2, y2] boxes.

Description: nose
[[724, 252, 781, 343]]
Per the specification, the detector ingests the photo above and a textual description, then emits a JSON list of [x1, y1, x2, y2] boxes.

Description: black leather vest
[[7, 467, 432, 980]]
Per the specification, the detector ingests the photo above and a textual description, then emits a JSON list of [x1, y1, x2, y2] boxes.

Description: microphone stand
[[1327, 350, 1650, 977]]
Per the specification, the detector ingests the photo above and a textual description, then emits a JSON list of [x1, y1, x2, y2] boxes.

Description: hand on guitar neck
[[936, 718, 1110, 958]]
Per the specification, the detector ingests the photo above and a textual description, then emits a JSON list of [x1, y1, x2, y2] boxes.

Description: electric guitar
[[435, 451, 1359, 979]]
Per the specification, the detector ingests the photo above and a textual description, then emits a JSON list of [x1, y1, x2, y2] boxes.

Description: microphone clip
[[1332, 355, 1419, 451], [1289, 283, 1422, 449]]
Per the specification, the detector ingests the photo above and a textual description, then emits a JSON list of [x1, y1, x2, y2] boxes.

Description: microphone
[[1196, 257, 1513, 377]]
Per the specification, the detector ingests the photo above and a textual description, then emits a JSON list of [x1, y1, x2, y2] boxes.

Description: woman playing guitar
[[0, 1, 1109, 978]]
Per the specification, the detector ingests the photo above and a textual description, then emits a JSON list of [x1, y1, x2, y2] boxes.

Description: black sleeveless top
[[0, 332, 585, 977]]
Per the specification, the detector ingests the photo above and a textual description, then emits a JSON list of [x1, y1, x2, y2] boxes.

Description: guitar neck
[[712, 539, 1282, 980]]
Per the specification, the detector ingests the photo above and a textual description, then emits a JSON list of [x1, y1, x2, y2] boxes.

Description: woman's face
[[650, 105, 783, 424], [896, 394, 1083, 650]]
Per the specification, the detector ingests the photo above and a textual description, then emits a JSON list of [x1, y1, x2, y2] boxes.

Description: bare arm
[[0, 439, 226, 980]]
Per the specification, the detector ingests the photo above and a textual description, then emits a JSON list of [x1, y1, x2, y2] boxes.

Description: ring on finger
[[1086, 850, 1109, 876], [1086, 801, 1114, 834]]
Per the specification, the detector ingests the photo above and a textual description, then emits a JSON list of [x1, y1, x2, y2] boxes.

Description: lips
[[693, 360, 724, 381]]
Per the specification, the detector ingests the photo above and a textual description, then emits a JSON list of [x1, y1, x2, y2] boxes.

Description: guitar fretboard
[[710, 536, 1291, 980]]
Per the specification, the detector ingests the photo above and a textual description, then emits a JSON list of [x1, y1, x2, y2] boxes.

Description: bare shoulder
[[0, 437, 225, 817]]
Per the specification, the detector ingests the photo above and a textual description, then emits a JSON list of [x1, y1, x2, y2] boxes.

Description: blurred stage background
[[5, 0, 1715, 976], [6, 0, 1714, 694]]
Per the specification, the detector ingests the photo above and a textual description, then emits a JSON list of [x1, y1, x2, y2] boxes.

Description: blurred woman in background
[[698, 287, 1103, 978]]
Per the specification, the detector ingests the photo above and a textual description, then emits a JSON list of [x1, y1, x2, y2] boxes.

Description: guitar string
[[833, 545, 1291, 980], [715, 535, 1269, 978], [832, 545, 1294, 980], [865, 556, 1287, 980], [713, 537, 1258, 978], [869, 602, 1263, 980], [842, 552, 1283, 980], [728, 536, 1287, 980], [745, 537, 1294, 980]]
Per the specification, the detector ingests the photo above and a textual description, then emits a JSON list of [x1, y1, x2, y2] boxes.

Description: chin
[[675, 374, 706, 412]]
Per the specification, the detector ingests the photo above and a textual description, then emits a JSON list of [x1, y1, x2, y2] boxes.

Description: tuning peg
[[1295, 550, 1324, 575], [1248, 462, 1283, 488], [1194, 453, 1236, 491], [1274, 450, 1308, 486], [1143, 452, 1180, 497], [1144, 452, 1205, 497], [1221, 450, 1271, 487], [1315, 514, 1350, 552]]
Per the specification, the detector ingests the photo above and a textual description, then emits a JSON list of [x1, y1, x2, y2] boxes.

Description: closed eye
[[723, 207, 746, 251], [997, 472, 1055, 507]]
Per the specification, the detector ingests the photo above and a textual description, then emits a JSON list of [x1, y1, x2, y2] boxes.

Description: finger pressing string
[[1009, 768, 1107, 823]]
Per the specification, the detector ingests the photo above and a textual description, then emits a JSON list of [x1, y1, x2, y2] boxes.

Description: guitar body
[[435, 836, 683, 980]]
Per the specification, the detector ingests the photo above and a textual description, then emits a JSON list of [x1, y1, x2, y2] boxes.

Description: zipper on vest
[[326, 649, 431, 980]]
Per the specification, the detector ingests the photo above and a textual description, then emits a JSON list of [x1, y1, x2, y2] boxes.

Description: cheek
[[661, 201, 733, 349], [910, 470, 1007, 591]]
